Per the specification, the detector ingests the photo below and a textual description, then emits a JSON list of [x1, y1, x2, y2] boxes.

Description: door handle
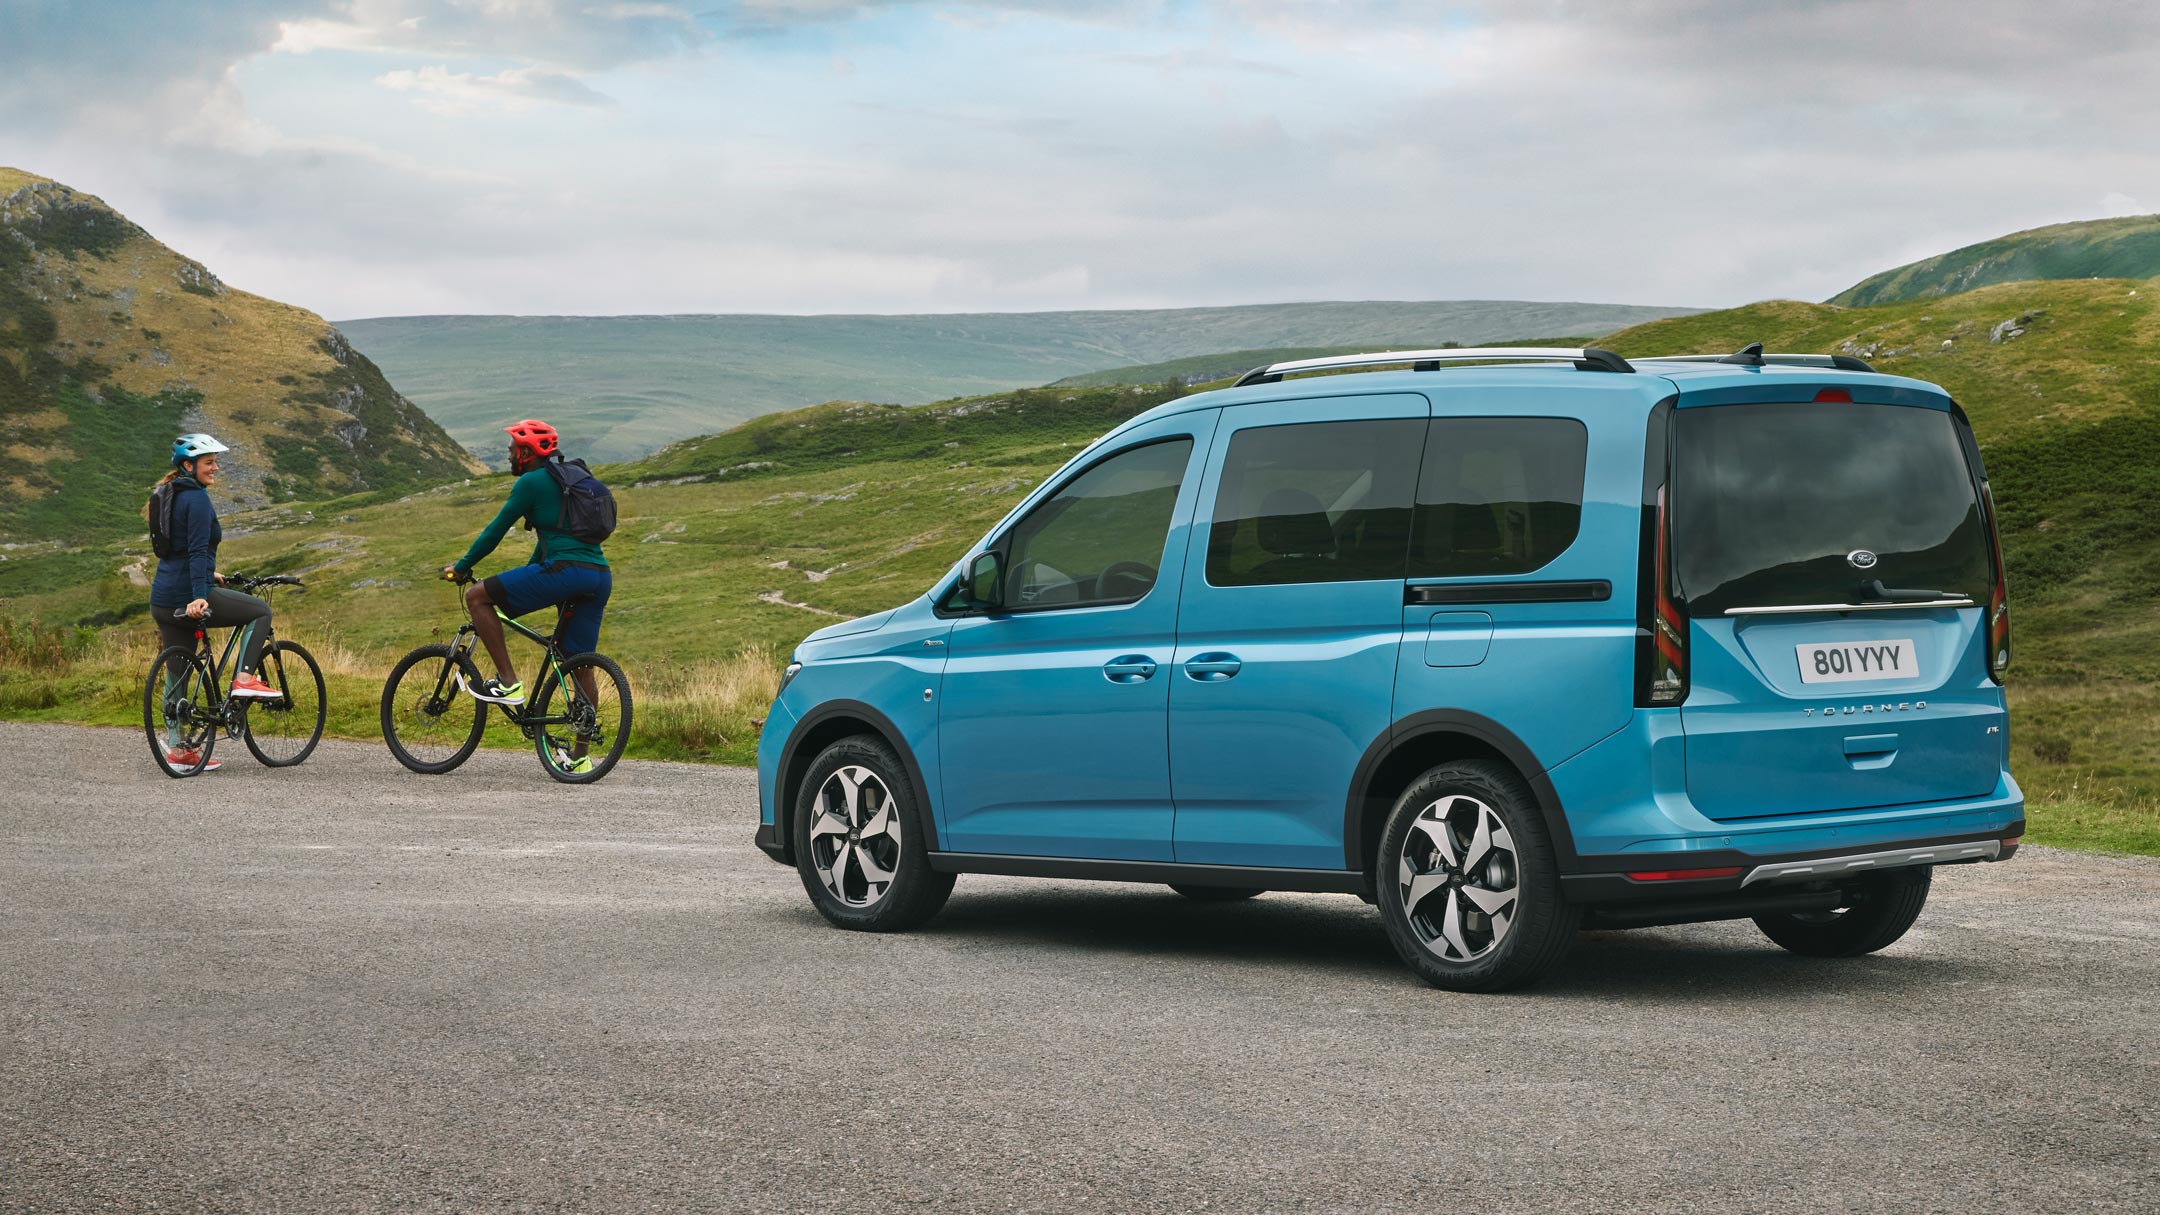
[[1183, 652, 1242, 681], [1102, 655, 1158, 684]]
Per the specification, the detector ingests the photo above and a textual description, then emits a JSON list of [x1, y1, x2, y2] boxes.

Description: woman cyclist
[[148, 434, 279, 771]]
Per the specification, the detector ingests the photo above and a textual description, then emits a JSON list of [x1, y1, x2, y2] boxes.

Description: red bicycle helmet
[[504, 419, 559, 471]]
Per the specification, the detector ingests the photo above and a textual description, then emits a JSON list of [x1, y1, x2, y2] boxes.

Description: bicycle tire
[[143, 646, 218, 778], [244, 640, 326, 767], [531, 651, 632, 785], [381, 642, 487, 774]]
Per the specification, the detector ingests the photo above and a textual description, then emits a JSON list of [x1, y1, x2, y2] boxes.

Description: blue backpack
[[545, 458, 617, 546]]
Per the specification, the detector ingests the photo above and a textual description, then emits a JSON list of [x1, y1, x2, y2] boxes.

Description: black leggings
[[153, 588, 271, 673]]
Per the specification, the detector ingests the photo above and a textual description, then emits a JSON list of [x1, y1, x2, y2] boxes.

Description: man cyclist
[[440, 420, 612, 734]]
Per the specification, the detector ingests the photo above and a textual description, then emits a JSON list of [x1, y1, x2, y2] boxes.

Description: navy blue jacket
[[149, 479, 220, 607]]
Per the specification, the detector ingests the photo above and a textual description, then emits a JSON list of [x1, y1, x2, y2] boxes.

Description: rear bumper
[[1561, 825, 2022, 917]]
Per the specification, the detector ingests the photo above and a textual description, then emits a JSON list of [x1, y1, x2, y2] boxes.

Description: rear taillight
[[1625, 866, 1744, 882], [1981, 482, 2010, 681], [1636, 484, 1688, 706]]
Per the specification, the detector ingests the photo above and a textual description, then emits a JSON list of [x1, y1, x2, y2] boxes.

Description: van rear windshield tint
[[1671, 402, 1989, 616]]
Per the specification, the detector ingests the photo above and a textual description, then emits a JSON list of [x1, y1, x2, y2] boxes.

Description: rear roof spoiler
[[1643, 342, 1875, 373]]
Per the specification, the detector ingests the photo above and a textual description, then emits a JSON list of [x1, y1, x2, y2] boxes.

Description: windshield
[[1671, 402, 1990, 616]]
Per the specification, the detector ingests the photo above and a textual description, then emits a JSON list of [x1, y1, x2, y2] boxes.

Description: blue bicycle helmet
[[172, 433, 230, 465]]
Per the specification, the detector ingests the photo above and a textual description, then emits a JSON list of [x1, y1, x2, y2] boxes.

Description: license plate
[[1796, 638, 1918, 684]]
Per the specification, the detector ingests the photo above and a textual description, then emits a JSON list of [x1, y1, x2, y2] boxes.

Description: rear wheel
[[143, 647, 217, 778], [1754, 867, 1932, 957], [243, 640, 325, 767], [1168, 885, 1264, 902], [1375, 760, 1578, 992], [531, 652, 632, 784], [794, 735, 954, 932], [381, 643, 486, 774]]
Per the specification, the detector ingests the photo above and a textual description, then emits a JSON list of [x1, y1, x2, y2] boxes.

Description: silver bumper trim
[[1740, 839, 2002, 887]]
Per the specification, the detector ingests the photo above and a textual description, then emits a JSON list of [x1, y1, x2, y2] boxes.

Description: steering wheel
[[1098, 560, 1158, 598]]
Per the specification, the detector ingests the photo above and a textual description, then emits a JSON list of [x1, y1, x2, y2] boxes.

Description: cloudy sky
[[4, 0, 2155, 319]]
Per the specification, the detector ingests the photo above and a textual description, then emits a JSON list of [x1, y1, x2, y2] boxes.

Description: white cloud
[[376, 64, 616, 112]]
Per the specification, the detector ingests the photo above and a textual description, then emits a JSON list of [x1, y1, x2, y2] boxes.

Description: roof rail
[[1643, 342, 1875, 373], [1232, 346, 1634, 387]]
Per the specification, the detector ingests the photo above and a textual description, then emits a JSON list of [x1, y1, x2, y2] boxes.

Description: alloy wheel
[[1397, 794, 1520, 963], [808, 765, 903, 907]]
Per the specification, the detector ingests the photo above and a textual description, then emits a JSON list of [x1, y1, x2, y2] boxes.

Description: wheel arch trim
[[1342, 709, 1577, 874], [773, 699, 940, 865]]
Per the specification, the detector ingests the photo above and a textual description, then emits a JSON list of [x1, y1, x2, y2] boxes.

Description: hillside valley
[[338, 301, 1699, 465], [0, 170, 483, 545]]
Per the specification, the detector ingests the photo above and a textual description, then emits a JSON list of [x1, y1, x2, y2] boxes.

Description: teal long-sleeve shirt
[[453, 466, 609, 575]]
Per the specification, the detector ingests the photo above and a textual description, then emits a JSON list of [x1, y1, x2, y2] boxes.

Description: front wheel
[[381, 643, 487, 774], [143, 646, 217, 778], [1754, 867, 1932, 957], [243, 640, 325, 767], [793, 735, 954, 932], [1374, 760, 1579, 993], [531, 652, 632, 784]]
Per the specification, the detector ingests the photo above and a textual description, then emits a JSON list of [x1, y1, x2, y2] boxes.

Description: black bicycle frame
[[435, 608, 578, 728]]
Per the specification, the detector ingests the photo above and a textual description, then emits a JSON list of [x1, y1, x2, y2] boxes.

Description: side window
[[1002, 438, 1193, 609], [1206, 418, 1425, 587], [1410, 417, 1587, 578]]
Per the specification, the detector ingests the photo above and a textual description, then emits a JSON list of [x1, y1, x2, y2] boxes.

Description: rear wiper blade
[[1861, 579, 1947, 603]]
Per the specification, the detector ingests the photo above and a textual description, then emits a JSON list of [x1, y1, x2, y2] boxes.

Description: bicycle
[[142, 575, 325, 779], [378, 576, 632, 784]]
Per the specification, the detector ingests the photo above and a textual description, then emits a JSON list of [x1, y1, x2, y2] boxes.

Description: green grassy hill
[[8, 279, 2160, 853], [0, 169, 484, 543], [337, 302, 1699, 466], [1830, 215, 2160, 307]]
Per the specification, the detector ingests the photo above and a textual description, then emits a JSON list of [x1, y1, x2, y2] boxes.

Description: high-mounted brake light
[[1980, 482, 2010, 681], [1636, 484, 1688, 705], [1813, 388, 1853, 403], [1625, 866, 1744, 882]]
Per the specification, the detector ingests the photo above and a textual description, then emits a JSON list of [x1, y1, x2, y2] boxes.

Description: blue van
[[754, 345, 2023, 991]]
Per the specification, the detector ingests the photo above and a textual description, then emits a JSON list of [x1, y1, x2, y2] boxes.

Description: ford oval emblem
[[1848, 549, 1880, 570]]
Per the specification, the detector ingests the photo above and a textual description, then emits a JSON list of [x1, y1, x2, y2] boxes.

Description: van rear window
[[1671, 402, 1989, 616]]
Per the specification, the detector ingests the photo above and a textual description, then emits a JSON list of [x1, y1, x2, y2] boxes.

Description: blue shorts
[[484, 562, 612, 655]]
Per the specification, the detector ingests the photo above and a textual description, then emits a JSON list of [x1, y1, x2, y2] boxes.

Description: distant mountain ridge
[[1830, 214, 2160, 307], [0, 167, 483, 542], [338, 299, 1702, 465]]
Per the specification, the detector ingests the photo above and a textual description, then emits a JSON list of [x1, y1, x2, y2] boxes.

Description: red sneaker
[[165, 747, 222, 772], [230, 672, 279, 700]]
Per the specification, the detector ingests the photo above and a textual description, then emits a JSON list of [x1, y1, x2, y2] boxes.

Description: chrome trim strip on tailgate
[[1741, 840, 2002, 887], [1725, 598, 1974, 616]]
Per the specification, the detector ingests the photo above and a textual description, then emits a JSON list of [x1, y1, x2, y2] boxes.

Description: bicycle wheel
[[531, 651, 632, 785], [143, 646, 218, 778], [381, 642, 487, 774], [244, 640, 326, 767]]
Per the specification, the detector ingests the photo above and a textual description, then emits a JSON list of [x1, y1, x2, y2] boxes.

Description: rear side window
[[1410, 417, 1588, 578], [1003, 438, 1192, 609], [1206, 418, 1425, 586], [1672, 402, 1989, 616]]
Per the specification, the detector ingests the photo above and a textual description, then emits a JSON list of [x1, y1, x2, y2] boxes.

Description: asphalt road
[[4, 721, 2157, 1213]]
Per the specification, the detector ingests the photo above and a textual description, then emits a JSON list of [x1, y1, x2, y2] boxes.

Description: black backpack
[[545, 458, 617, 545], [147, 478, 191, 559]]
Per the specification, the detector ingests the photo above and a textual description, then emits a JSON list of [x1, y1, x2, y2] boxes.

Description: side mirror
[[962, 550, 1005, 611]]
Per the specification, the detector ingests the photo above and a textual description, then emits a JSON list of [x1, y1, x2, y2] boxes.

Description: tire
[[1374, 760, 1578, 992], [143, 646, 217, 779], [381, 643, 487, 775], [531, 652, 632, 785], [1168, 885, 1264, 902], [1754, 867, 1932, 957], [793, 734, 955, 932], [243, 640, 325, 767]]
